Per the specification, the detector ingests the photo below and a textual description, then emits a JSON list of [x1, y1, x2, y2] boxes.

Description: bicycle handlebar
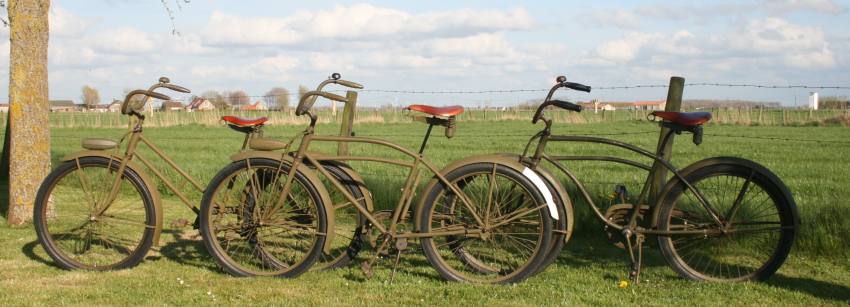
[[295, 90, 349, 116], [296, 73, 363, 117], [564, 82, 591, 93], [531, 75, 591, 124], [334, 79, 364, 89], [160, 83, 191, 93], [121, 90, 171, 115], [121, 76, 191, 117]]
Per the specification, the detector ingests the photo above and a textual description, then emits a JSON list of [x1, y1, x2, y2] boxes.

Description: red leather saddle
[[221, 116, 268, 127], [651, 111, 711, 126], [406, 104, 464, 117]]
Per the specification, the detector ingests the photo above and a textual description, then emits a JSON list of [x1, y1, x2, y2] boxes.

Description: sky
[[1, 0, 849, 107]]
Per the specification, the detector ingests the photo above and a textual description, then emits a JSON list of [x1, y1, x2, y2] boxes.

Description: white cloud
[[202, 5, 534, 46], [426, 33, 519, 58], [191, 55, 299, 83], [166, 33, 216, 55], [579, 9, 640, 29], [49, 6, 94, 38], [252, 55, 300, 76], [595, 32, 656, 62], [723, 18, 836, 68], [203, 11, 302, 45], [765, 0, 846, 14], [93, 27, 156, 54]]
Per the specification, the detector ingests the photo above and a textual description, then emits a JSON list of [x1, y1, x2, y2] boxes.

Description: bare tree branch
[[160, 0, 190, 36]]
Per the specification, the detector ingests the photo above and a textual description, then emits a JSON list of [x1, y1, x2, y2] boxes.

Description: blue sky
[[1, 0, 849, 106]]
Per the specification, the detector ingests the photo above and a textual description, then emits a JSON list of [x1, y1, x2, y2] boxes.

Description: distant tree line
[[73, 85, 328, 111], [819, 96, 849, 109]]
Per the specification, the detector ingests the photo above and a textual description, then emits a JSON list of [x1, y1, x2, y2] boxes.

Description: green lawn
[[1, 119, 849, 305]]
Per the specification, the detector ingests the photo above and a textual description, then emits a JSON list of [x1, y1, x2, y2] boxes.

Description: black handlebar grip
[[161, 83, 191, 93], [550, 99, 583, 112], [564, 82, 591, 93]]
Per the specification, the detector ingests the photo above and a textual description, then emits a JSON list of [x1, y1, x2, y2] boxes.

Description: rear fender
[[317, 160, 374, 212], [650, 156, 799, 228]]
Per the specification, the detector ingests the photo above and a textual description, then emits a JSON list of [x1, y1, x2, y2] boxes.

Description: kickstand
[[389, 250, 402, 283], [623, 231, 645, 284], [388, 238, 408, 283]]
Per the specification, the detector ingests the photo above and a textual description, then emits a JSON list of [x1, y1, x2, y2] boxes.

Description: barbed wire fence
[[38, 82, 850, 146], [148, 82, 850, 102]]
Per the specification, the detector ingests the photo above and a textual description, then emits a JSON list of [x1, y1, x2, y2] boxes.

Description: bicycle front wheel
[[33, 157, 156, 270], [418, 163, 552, 284], [200, 158, 328, 277], [657, 158, 798, 282]]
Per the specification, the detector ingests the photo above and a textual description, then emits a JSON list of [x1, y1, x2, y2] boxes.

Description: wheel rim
[[206, 165, 321, 276], [665, 171, 788, 281], [427, 167, 545, 283], [42, 163, 150, 269]]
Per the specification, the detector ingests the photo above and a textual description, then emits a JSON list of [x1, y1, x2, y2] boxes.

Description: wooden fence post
[[649, 76, 684, 205], [337, 91, 358, 156]]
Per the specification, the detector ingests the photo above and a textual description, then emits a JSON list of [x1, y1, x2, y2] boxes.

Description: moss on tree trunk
[[6, 0, 50, 226]]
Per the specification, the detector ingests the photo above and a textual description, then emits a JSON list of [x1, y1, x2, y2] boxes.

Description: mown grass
[[2, 117, 849, 305]]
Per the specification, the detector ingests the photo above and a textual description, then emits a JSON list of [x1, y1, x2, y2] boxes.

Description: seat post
[[418, 119, 436, 155]]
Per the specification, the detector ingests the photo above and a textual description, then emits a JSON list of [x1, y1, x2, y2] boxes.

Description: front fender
[[61, 150, 165, 246], [230, 150, 336, 254]]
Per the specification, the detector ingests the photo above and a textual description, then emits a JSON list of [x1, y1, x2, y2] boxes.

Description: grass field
[[2, 117, 849, 305]]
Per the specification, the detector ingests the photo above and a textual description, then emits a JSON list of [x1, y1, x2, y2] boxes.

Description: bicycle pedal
[[360, 261, 374, 279]]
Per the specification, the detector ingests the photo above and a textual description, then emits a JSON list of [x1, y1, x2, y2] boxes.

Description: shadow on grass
[[338, 245, 444, 283], [767, 275, 850, 303], [156, 229, 220, 273], [21, 239, 63, 269]]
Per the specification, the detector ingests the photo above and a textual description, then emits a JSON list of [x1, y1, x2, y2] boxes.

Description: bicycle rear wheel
[[418, 163, 552, 284], [200, 158, 328, 277], [33, 157, 156, 270], [657, 159, 798, 281]]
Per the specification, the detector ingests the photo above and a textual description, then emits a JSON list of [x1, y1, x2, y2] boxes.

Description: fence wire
[[152, 82, 849, 102]]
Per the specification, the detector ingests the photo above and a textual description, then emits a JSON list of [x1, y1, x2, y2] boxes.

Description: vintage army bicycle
[[520, 75, 800, 282], [31, 77, 295, 271], [199, 74, 569, 283]]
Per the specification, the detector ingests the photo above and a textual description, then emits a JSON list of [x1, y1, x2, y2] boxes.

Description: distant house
[[185, 98, 215, 112], [0, 103, 8, 112], [633, 100, 666, 110], [50, 100, 78, 112], [107, 99, 122, 112], [240, 101, 267, 111], [92, 104, 110, 112], [578, 100, 667, 112], [160, 101, 184, 112]]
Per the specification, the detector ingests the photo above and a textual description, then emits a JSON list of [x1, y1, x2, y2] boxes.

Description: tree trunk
[[6, 0, 51, 226]]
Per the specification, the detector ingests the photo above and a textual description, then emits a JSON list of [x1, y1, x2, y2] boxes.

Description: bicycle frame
[[267, 132, 487, 240], [525, 123, 724, 237], [70, 117, 208, 245]]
